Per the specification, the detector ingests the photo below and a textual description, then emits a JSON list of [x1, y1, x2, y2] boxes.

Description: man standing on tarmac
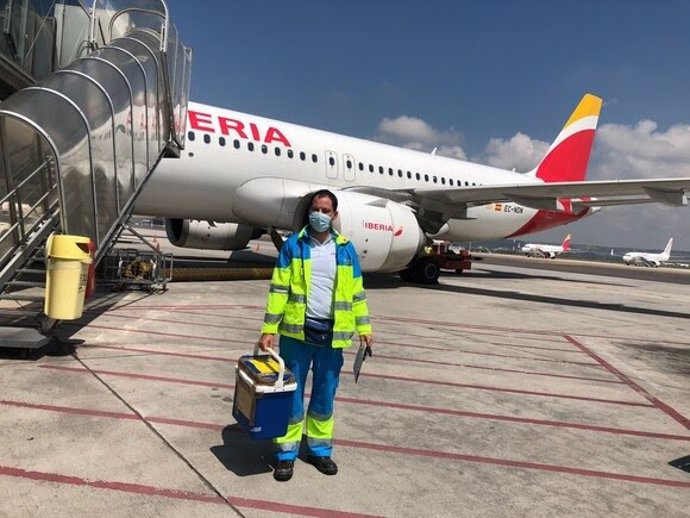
[[258, 189, 374, 482]]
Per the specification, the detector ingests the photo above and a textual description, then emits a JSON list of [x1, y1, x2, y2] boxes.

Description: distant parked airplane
[[521, 234, 571, 258], [622, 238, 673, 267]]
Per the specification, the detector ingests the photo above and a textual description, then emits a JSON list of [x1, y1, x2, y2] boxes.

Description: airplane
[[521, 234, 571, 258], [622, 238, 673, 267], [134, 93, 690, 283]]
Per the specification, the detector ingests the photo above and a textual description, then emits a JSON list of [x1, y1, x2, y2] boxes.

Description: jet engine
[[165, 219, 262, 250], [331, 191, 426, 272]]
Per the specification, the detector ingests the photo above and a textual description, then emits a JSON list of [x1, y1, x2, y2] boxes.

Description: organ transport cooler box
[[232, 347, 297, 439]]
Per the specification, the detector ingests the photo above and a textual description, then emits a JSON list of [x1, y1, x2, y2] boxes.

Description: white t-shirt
[[306, 234, 336, 320]]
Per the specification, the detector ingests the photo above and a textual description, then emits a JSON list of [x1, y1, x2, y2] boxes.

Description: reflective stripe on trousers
[[274, 335, 344, 461]]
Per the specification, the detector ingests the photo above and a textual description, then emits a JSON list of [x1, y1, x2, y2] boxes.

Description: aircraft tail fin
[[663, 238, 673, 257], [561, 234, 572, 252], [528, 94, 603, 183]]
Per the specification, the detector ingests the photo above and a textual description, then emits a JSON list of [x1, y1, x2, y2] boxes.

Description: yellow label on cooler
[[248, 357, 280, 374]]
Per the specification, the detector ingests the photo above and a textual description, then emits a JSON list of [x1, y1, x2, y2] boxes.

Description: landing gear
[[399, 256, 440, 285]]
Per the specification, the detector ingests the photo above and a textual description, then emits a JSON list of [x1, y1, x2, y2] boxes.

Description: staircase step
[[0, 294, 44, 301], [4, 281, 45, 287], [0, 327, 52, 349]]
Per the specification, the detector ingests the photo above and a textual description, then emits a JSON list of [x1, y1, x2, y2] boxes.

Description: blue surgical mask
[[309, 211, 331, 233]]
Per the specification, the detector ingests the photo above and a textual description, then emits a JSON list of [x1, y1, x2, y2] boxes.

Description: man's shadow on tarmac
[[211, 425, 317, 477], [211, 424, 274, 476]]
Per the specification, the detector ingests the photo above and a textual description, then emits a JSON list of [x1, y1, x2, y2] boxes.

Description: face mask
[[309, 211, 331, 233]]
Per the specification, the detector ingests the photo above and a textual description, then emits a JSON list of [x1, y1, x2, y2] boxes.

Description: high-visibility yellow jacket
[[261, 227, 372, 348]]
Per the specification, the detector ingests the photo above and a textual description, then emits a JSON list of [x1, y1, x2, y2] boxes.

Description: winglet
[[529, 94, 603, 183], [562, 234, 571, 252]]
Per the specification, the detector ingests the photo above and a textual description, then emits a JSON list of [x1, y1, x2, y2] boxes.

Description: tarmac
[[1, 238, 689, 517]]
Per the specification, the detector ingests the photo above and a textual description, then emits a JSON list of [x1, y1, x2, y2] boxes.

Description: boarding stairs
[[0, 0, 191, 349]]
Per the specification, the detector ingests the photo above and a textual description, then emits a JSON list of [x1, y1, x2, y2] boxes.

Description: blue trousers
[[274, 335, 344, 461]]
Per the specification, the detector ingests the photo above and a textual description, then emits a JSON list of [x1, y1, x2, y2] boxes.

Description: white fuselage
[[521, 243, 565, 258], [136, 102, 570, 241]]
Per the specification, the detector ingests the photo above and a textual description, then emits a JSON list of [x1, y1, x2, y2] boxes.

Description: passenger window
[[312, 154, 318, 163], [300, 151, 306, 161], [287, 149, 294, 158], [369, 164, 374, 173], [261, 144, 268, 154], [433, 175, 438, 184], [407, 171, 412, 179], [187, 131, 195, 141], [275, 147, 281, 156], [424, 174, 429, 182], [233, 139, 240, 149], [388, 167, 394, 176], [415, 172, 420, 180], [398, 169, 403, 178], [248, 142, 254, 151], [441, 177, 446, 185], [358, 162, 364, 171], [464, 181, 469, 186], [219, 137, 226, 146], [203, 134, 211, 144], [329, 156, 335, 166], [346, 160, 352, 169], [379, 166, 384, 174], [449, 178, 454, 186]]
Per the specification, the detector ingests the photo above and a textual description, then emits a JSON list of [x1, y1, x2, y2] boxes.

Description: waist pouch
[[304, 318, 333, 346]]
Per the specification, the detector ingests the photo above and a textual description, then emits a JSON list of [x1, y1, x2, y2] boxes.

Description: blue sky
[[166, 1, 690, 251]]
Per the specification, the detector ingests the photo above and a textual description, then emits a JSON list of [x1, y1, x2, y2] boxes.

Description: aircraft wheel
[[399, 267, 415, 282], [416, 257, 440, 284]]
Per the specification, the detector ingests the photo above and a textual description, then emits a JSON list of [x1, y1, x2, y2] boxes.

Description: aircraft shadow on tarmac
[[421, 282, 690, 321], [361, 271, 690, 321], [210, 424, 273, 477]]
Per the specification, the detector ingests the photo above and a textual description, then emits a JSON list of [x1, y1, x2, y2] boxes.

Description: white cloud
[[373, 114, 690, 249], [375, 115, 467, 159], [594, 121, 690, 180], [485, 120, 690, 250], [480, 132, 549, 171]]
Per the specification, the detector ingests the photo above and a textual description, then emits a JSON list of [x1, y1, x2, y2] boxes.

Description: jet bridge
[[0, 0, 191, 348]]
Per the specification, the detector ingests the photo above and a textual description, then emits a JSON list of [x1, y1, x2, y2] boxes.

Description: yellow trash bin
[[44, 233, 93, 320]]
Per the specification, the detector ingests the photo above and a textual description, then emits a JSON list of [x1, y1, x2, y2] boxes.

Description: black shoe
[[273, 460, 294, 481], [307, 455, 338, 475]]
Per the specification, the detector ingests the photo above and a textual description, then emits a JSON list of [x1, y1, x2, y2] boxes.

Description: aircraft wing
[[346, 177, 690, 211]]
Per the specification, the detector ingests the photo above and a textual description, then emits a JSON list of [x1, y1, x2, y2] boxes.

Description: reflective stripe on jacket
[[261, 226, 372, 348]]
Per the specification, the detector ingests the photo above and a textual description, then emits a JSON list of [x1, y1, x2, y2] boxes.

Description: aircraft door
[[326, 150, 338, 180], [343, 153, 356, 182]]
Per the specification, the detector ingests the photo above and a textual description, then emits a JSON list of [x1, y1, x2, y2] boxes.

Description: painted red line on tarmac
[[0, 465, 224, 504], [333, 439, 690, 488], [225, 496, 383, 518], [82, 344, 235, 363], [362, 372, 654, 407], [0, 407, 690, 492], [374, 315, 565, 337], [5, 393, 689, 443], [84, 343, 619, 385], [61, 323, 230, 344], [488, 342, 584, 353], [0, 465, 380, 517], [40, 363, 650, 409], [373, 341, 599, 365], [83, 310, 247, 331], [350, 350, 621, 384], [39, 365, 233, 389], [565, 335, 690, 431], [336, 396, 690, 441], [0, 400, 139, 421], [105, 304, 263, 311]]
